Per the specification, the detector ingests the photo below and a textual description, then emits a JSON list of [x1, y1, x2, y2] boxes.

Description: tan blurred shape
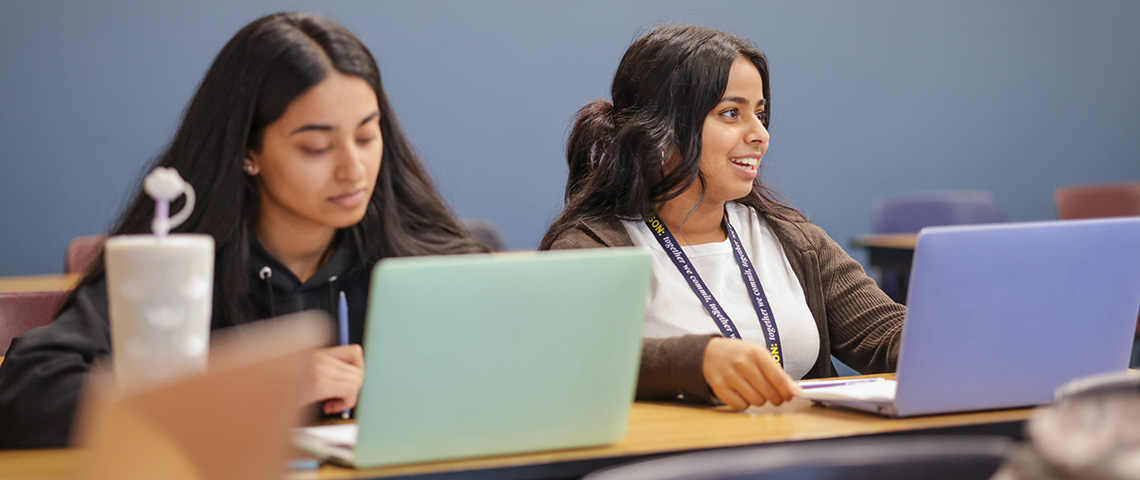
[[70, 311, 331, 480]]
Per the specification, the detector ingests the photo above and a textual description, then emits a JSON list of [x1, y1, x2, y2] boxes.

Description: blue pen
[[338, 291, 352, 419]]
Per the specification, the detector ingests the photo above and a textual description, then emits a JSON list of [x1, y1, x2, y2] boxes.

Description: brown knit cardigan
[[545, 209, 906, 404]]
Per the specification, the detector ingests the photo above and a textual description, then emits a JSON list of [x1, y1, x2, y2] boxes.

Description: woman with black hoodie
[[0, 12, 485, 448]]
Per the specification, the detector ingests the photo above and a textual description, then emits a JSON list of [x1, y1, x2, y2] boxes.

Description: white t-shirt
[[622, 202, 820, 380]]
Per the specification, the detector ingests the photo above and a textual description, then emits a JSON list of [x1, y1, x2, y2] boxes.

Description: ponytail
[[565, 99, 615, 202]]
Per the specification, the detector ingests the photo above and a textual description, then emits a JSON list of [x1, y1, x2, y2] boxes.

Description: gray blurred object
[[584, 436, 1014, 480], [461, 218, 506, 252], [992, 371, 1140, 480], [1054, 371, 1140, 402]]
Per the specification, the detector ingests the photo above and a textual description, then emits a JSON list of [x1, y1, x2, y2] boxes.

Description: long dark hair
[[65, 12, 484, 324], [540, 24, 805, 249]]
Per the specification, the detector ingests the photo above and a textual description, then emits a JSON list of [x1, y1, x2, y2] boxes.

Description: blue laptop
[[801, 217, 1140, 417]]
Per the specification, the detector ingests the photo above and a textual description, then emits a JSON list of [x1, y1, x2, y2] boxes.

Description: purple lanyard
[[644, 215, 784, 368]]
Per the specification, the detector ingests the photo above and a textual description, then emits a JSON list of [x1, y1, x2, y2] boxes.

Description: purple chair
[[0, 290, 68, 355], [873, 191, 1007, 234], [871, 191, 1007, 302], [65, 234, 107, 274]]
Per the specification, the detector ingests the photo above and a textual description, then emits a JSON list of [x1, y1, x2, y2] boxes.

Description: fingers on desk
[[703, 337, 798, 410]]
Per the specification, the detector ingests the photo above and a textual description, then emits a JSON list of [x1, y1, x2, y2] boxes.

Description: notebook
[[293, 248, 652, 468], [800, 217, 1140, 417]]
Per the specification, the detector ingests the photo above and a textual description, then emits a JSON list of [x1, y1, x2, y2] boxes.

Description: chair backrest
[[460, 218, 506, 252], [0, 290, 68, 354], [1055, 181, 1140, 220], [873, 191, 1007, 234], [66, 234, 108, 274], [584, 435, 1014, 480]]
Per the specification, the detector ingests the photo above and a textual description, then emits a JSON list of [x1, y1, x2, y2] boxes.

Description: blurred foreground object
[[993, 371, 1140, 480], [585, 435, 1013, 480], [71, 312, 329, 480]]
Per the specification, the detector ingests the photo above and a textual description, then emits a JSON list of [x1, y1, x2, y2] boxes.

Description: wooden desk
[[852, 234, 918, 303], [0, 376, 1031, 480], [852, 234, 918, 251], [309, 399, 1027, 479], [0, 449, 73, 480], [0, 274, 81, 294]]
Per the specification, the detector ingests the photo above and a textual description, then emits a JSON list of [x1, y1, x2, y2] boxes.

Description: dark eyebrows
[[720, 96, 767, 108], [288, 110, 381, 136], [290, 124, 332, 135], [358, 111, 380, 127]]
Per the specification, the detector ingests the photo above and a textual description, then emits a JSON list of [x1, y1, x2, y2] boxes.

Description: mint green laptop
[[293, 248, 652, 468]]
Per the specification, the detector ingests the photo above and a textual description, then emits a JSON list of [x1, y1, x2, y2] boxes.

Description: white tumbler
[[105, 234, 214, 390]]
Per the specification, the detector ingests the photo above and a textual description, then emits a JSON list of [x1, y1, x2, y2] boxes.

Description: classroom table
[[0, 374, 1033, 480], [851, 233, 918, 303], [0, 274, 81, 294], [851, 233, 918, 252], [0, 271, 1029, 479]]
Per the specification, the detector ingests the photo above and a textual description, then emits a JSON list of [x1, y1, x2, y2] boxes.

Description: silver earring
[[244, 164, 254, 173]]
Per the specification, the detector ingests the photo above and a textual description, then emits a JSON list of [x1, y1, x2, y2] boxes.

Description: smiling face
[[245, 70, 382, 241], [694, 56, 770, 204]]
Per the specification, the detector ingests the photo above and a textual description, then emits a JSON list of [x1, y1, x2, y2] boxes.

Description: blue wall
[[2, 1, 1138, 275]]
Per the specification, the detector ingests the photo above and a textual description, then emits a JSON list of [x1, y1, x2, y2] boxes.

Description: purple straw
[[155, 198, 170, 240]]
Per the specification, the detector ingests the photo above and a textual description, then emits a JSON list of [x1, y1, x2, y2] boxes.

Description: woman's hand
[[701, 337, 801, 410], [302, 344, 365, 415]]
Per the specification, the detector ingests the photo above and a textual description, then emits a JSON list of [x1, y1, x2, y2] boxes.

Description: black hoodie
[[0, 233, 370, 448]]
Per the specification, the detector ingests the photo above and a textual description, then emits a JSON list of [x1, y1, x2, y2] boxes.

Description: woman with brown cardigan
[[540, 24, 905, 411]]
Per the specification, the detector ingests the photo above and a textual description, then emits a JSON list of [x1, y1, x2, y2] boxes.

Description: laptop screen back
[[353, 248, 652, 468], [894, 217, 1140, 416]]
